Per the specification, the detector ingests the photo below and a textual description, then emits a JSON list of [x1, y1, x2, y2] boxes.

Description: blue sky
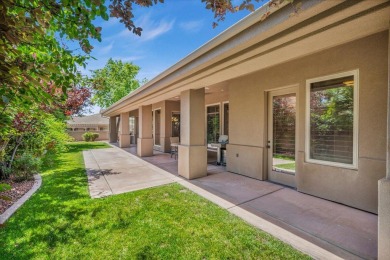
[[83, 0, 266, 113]]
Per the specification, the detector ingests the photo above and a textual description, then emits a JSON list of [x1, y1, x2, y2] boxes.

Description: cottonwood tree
[[91, 59, 142, 109]]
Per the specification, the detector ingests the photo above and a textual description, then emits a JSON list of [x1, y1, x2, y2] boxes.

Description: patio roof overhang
[[102, 0, 390, 117]]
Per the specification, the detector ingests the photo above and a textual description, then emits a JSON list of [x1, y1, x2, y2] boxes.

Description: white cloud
[[114, 13, 174, 42], [179, 20, 204, 32], [98, 42, 114, 55], [110, 56, 144, 62]]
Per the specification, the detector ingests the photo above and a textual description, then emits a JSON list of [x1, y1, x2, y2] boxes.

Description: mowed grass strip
[[0, 142, 310, 259]]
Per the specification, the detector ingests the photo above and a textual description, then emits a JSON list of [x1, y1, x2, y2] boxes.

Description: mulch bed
[[0, 178, 35, 215]]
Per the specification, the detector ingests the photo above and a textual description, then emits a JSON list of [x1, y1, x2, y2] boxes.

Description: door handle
[[266, 145, 271, 149]]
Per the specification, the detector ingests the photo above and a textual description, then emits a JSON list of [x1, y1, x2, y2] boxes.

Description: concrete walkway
[[84, 145, 377, 259], [83, 148, 180, 198]]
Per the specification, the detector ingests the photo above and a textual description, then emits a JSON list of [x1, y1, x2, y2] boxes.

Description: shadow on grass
[[0, 142, 109, 259]]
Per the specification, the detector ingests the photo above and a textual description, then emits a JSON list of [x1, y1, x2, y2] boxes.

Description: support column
[[137, 105, 153, 157], [119, 112, 130, 148], [378, 23, 390, 260], [109, 116, 117, 143], [178, 88, 207, 179]]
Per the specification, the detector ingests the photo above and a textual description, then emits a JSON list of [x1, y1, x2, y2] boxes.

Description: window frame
[[222, 101, 229, 136], [129, 116, 135, 135], [153, 108, 162, 147], [305, 70, 359, 169], [205, 103, 221, 145], [171, 111, 180, 138]]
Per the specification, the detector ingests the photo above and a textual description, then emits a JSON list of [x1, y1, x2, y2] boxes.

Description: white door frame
[[267, 86, 299, 188]]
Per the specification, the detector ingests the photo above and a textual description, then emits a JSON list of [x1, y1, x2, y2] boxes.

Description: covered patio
[[101, 1, 390, 258], [84, 144, 378, 259]]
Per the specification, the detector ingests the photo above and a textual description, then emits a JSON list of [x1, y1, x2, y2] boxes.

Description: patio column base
[[378, 178, 390, 259], [137, 138, 153, 157], [119, 134, 130, 148], [178, 145, 207, 179]]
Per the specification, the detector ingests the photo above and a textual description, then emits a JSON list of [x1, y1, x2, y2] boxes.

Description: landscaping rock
[[0, 179, 35, 214]]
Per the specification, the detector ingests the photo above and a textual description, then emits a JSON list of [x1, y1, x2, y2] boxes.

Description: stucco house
[[66, 114, 109, 141], [102, 1, 390, 258]]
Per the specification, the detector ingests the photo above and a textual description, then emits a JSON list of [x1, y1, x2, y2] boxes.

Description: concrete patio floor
[[83, 148, 179, 198], [84, 144, 378, 259]]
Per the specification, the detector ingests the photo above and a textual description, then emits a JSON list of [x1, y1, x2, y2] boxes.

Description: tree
[[1, 0, 296, 117], [91, 59, 142, 109]]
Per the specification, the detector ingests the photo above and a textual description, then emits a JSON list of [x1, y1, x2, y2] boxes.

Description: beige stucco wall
[[67, 131, 109, 141], [227, 31, 388, 213]]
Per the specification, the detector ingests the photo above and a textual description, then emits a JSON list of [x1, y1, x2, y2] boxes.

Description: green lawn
[[275, 163, 296, 171], [0, 142, 309, 259]]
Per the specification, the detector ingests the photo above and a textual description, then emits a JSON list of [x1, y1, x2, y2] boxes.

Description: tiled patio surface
[[86, 144, 378, 259]]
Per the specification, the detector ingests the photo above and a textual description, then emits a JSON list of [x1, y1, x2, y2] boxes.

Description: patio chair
[[170, 137, 180, 160]]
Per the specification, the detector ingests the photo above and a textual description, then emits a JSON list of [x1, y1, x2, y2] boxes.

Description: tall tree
[[91, 59, 141, 109]]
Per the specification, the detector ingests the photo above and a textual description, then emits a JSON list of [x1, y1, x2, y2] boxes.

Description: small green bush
[[0, 163, 11, 180], [0, 183, 11, 201], [82, 132, 99, 142], [0, 183, 11, 192], [12, 153, 41, 182], [91, 133, 99, 141]]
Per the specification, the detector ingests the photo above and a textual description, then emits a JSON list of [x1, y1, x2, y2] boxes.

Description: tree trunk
[[8, 135, 23, 170]]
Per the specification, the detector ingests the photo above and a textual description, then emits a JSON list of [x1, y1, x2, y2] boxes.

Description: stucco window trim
[[305, 69, 359, 170]]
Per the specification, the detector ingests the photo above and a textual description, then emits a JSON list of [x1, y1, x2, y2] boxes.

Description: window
[[223, 103, 229, 136], [207, 105, 220, 143], [129, 117, 135, 135], [171, 112, 180, 137], [154, 109, 161, 146], [306, 71, 358, 168]]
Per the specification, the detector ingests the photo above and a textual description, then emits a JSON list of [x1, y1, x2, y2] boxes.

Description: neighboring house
[[102, 1, 390, 257], [66, 114, 109, 141]]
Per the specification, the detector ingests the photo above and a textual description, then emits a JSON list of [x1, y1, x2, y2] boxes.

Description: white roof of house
[[67, 114, 109, 126]]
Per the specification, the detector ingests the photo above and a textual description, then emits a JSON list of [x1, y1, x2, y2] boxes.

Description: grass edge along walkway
[[0, 142, 310, 259]]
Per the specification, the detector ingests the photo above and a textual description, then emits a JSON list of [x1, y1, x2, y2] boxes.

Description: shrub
[[83, 132, 99, 142], [0, 183, 11, 192], [91, 133, 99, 141], [0, 183, 11, 201], [0, 164, 11, 180], [12, 153, 41, 182]]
